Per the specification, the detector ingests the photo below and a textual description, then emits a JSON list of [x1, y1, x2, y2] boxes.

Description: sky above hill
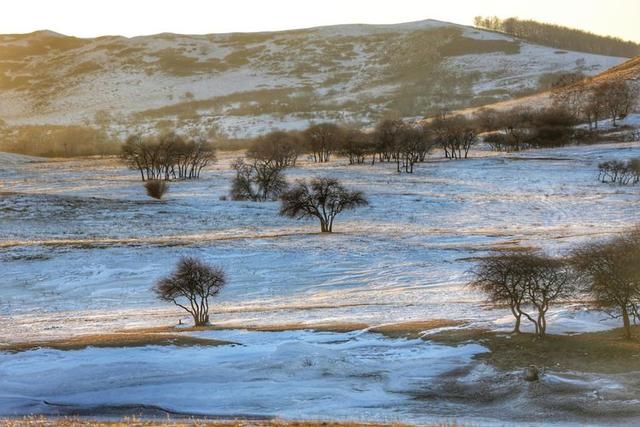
[[1, 0, 638, 42]]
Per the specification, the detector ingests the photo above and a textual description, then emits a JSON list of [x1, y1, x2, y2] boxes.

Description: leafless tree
[[230, 158, 288, 202], [522, 254, 574, 338], [595, 80, 637, 127], [154, 257, 227, 327], [397, 125, 433, 173], [279, 177, 368, 232], [339, 129, 373, 165], [247, 130, 301, 168], [471, 250, 574, 338], [121, 132, 216, 181], [432, 114, 478, 159], [304, 123, 343, 163], [373, 119, 404, 164], [470, 251, 531, 333], [572, 228, 640, 339]]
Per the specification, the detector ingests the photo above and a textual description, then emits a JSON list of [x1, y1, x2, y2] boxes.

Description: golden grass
[[193, 320, 463, 337], [203, 322, 370, 334], [429, 325, 640, 373], [368, 320, 464, 339], [0, 332, 232, 353]]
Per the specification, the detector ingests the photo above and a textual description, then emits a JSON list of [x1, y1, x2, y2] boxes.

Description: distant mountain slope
[[0, 20, 629, 138]]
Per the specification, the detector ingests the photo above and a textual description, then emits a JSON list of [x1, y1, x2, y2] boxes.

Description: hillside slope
[[0, 20, 629, 138], [450, 55, 640, 118]]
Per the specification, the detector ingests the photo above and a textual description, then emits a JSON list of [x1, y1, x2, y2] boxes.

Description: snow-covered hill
[[0, 20, 629, 138]]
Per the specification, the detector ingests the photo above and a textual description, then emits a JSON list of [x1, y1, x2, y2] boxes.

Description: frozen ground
[[1, 329, 639, 426], [1, 142, 640, 423]]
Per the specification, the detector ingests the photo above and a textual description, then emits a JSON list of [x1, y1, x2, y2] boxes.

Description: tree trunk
[[622, 307, 632, 340], [512, 308, 522, 334], [538, 311, 546, 338]]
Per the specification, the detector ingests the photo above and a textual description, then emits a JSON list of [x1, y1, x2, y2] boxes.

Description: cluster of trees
[[473, 16, 640, 58], [472, 227, 640, 340], [475, 106, 576, 151], [234, 118, 458, 179], [553, 78, 638, 129], [432, 114, 478, 159], [368, 120, 434, 172], [472, 250, 573, 338], [247, 130, 300, 168], [121, 132, 216, 181], [598, 158, 640, 185]]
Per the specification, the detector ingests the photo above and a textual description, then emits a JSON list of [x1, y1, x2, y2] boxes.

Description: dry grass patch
[[429, 326, 640, 374], [369, 320, 465, 339], [0, 331, 232, 353], [193, 322, 370, 334]]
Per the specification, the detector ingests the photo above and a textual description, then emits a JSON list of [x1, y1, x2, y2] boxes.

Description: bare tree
[[121, 132, 216, 181], [471, 250, 573, 338], [397, 125, 432, 173], [154, 257, 226, 327], [230, 158, 288, 202], [339, 129, 373, 165], [247, 130, 300, 168], [470, 251, 531, 333], [595, 79, 637, 127], [572, 228, 640, 339], [279, 177, 368, 232], [523, 254, 573, 338], [304, 123, 343, 163], [373, 119, 404, 164], [432, 114, 478, 159]]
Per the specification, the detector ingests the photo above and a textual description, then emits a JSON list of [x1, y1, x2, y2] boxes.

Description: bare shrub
[[144, 180, 169, 200]]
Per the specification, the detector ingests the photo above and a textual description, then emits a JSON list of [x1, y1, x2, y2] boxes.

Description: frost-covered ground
[[1, 142, 640, 423]]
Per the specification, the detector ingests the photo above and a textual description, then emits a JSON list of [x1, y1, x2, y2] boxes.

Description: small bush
[[144, 180, 169, 199]]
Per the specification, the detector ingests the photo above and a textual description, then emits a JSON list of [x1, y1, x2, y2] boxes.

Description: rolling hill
[[450, 54, 640, 118], [0, 19, 630, 139]]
